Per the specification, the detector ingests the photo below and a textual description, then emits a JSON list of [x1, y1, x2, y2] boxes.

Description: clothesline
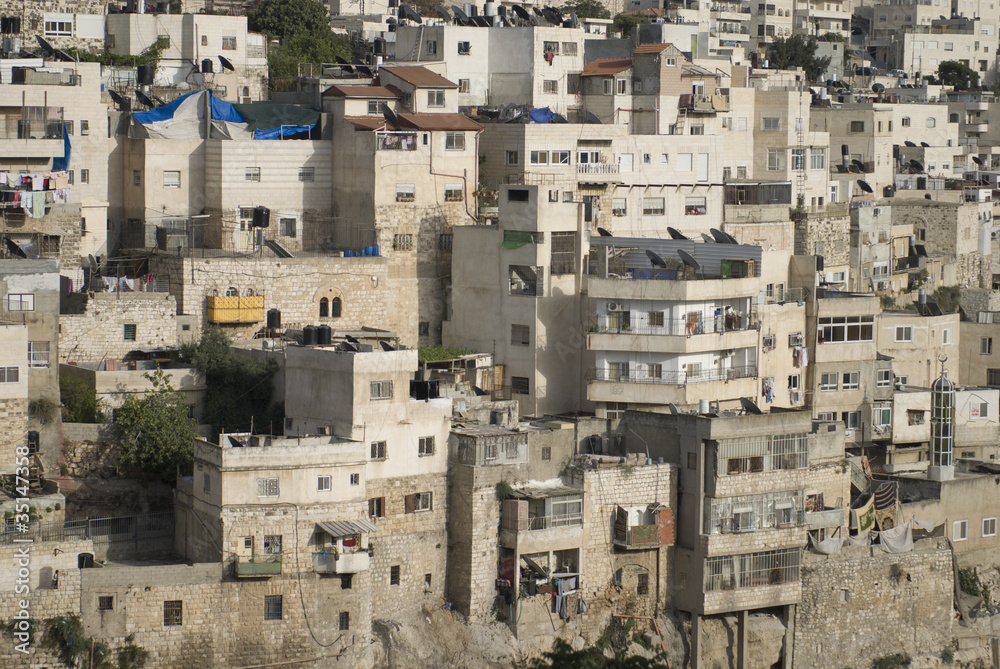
[[0, 170, 70, 192]]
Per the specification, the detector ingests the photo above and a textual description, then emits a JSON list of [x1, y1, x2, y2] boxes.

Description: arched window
[[242, 86, 250, 97], [949, 113, 960, 123], [245, 288, 255, 296], [319, 298, 329, 318], [332, 297, 342, 318], [226, 286, 238, 297], [926, 117, 936, 128]]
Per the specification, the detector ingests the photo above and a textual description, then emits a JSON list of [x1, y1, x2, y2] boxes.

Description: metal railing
[[0, 510, 173, 546], [614, 524, 661, 548], [589, 365, 757, 385], [705, 548, 800, 592], [577, 163, 619, 175], [526, 513, 583, 530], [376, 132, 417, 151], [593, 314, 754, 337]]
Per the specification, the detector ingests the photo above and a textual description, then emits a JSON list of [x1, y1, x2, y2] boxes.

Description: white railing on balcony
[[577, 163, 619, 175], [704, 548, 800, 592], [593, 314, 754, 336], [590, 365, 757, 385], [526, 513, 583, 530]]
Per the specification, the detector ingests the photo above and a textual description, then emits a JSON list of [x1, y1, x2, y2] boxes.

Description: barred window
[[28, 341, 49, 368], [257, 478, 279, 497], [704, 548, 800, 591], [418, 436, 435, 456], [163, 601, 183, 626], [263, 535, 282, 554], [550, 231, 576, 275], [245, 167, 260, 182], [298, 167, 315, 182], [371, 441, 387, 459], [264, 595, 282, 620], [716, 434, 809, 474]]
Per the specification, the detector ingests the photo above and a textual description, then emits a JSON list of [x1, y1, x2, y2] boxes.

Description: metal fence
[[0, 511, 174, 551], [589, 365, 757, 386]]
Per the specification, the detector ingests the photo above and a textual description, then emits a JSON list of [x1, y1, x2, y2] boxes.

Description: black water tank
[[10, 67, 26, 84], [302, 325, 318, 346], [317, 324, 333, 345], [266, 309, 281, 329], [252, 206, 270, 228], [201, 58, 213, 73], [137, 64, 155, 85]]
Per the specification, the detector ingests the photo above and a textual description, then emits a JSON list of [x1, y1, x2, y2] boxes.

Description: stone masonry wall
[[0, 1, 106, 52], [0, 396, 29, 476], [793, 539, 954, 669], [59, 293, 179, 363], [60, 422, 119, 478]]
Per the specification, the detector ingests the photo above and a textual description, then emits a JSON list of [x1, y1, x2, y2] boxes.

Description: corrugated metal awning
[[317, 519, 379, 537]]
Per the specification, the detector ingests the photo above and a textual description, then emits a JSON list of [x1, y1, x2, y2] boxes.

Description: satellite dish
[[54, 49, 75, 63], [722, 230, 740, 244], [667, 227, 688, 240], [35, 35, 55, 56], [435, 5, 452, 22], [379, 340, 395, 351], [857, 179, 874, 194], [473, 16, 491, 26], [381, 102, 398, 128], [218, 55, 235, 72], [565, 11, 579, 28], [667, 403, 678, 415], [345, 334, 360, 344], [512, 4, 531, 22], [352, 58, 373, 77], [740, 397, 763, 415], [541, 7, 561, 24], [108, 89, 131, 111], [677, 249, 700, 272], [852, 159, 865, 171], [596, 227, 613, 237], [134, 89, 156, 109], [452, 5, 471, 24], [400, 5, 422, 22], [701, 233, 715, 243], [340, 342, 358, 352], [645, 249, 667, 268], [872, 83, 885, 93], [973, 156, 984, 166], [920, 141, 929, 147], [710, 228, 731, 244], [532, 6, 544, 16], [910, 159, 924, 172], [583, 111, 602, 124], [904, 140, 916, 147]]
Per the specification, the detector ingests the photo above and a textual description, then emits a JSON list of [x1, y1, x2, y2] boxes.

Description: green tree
[[60, 376, 106, 424], [613, 13, 649, 38], [563, 0, 611, 19], [181, 326, 280, 435], [767, 35, 832, 82], [246, 0, 331, 40], [937, 60, 979, 88], [114, 367, 197, 483]]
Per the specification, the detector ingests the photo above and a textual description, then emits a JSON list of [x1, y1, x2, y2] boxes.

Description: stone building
[[0, 0, 106, 52], [0, 321, 29, 474], [623, 409, 850, 668], [59, 292, 185, 363]]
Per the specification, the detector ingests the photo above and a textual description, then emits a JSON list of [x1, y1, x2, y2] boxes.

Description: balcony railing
[[235, 555, 282, 577], [376, 131, 417, 151], [589, 365, 757, 385], [894, 256, 920, 272], [312, 551, 371, 574], [577, 163, 620, 175], [593, 314, 754, 337], [613, 524, 661, 548], [525, 513, 583, 530], [206, 295, 264, 323]]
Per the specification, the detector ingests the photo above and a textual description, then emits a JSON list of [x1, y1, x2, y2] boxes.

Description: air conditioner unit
[[607, 302, 622, 312], [992, 230, 999, 240]]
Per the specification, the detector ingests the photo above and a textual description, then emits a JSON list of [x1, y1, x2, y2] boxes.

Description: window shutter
[[614, 506, 628, 544], [369, 498, 375, 516], [427, 492, 433, 511], [404, 494, 415, 514]]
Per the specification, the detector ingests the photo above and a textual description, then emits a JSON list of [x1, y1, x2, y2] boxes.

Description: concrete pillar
[[783, 603, 796, 669], [737, 609, 749, 669], [691, 613, 702, 669]]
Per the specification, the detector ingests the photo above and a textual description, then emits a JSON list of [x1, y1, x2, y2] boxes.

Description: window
[[647, 363, 662, 379], [642, 198, 665, 215], [927, 117, 937, 128], [45, 19, 73, 36], [512, 376, 529, 394], [550, 231, 576, 275], [954, 520, 968, 541], [163, 601, 182, 626], [393, 233, 413, 250], [637, 573, 649, 595], [791, 148, 805, 171], [988, 369, 1000, 388], [390, 565, 401, 585], [984, 517, 997, 537], [842, 372, 859, 390], [767, 148, 784, 171], [222, 36, 237, 50], [511, 324, 530, 345], [264, 595, 283, 621], [371, 441, 387, 460], [509, 264, 541, 295], [895, 326, 912, 342], [612, 198, 627, 216], [820, 373, 838, 391], [543, 41, 559, 55], [369, 497, 385, 518], [943, 329, 951, 345], [98, 596, 114, 611], [350, 473, 360, 485], [245, 167, 260, 182], [81, 169, 89, 184], [370, 380, 393, 400], [418, 436, 435, 456], [530, 150, 549, 165], [542, 447, 552, 461], [616, 79, 627, 95], [562, 42, 578, 55], [685, 196, 706, 215], [263, 535, 282, 554], [788, 374, 800, 390], [427, 90, 445, 107], [762, 117, 780, 131], [257, 478, 279, 497], [202, 473, 211, 494], [877, 369, 892, 387], [874, 403, 891, 427], [974, 402, 990, 419], [318, 475, 331, 491], [505, 151, 519, 165], [842, 411, 860, 429], [294, 166, 315, 183], [368, 100, 380, 115], [0, 367, 19, 383], [647, 311, 664, 327], [543, 80, 558, 94], [279, 218, 296, 237], [425, 39, 438, 54], [907, 410, 925, 425], [811, 148, 826, 170], [983, 338, 994, 355], [395, 184, 415, 203], [158, 170, 180, 189], [409, 492, 432, 512], [849, 121, 865, 133], [28, 342, 49, 368], [445, 132, 465, 150], [123, 324, 136, 341], [132, 170, 142, 186], [339, 611, 350, 630], [819, 316, 874, 342], [6, 294, 33, 311], [690, 125, 704, 135], [457, 40, 471, 55]]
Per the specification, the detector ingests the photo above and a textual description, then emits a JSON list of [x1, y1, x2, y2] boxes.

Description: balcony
[[312, 550, 371, 574], [679, 94, 729, 113], [966, 101, 990, 112], [589, 276, 760, 303], [235, 555, 282, 578], [894, 256, 920, 272], [376, 131, 417, 151], [501, 495, 584, 553], [587, 365, 757, 406], [0, 112, 66, 159], [589, 365, 756, 386], [613, 524, 666, 549], [577, 162, 621, 184], [589, 315, 758, 354], [967, 122, 989, 133], [206, 295, 265, 323]]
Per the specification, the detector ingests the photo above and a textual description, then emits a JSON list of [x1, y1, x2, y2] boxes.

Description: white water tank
[[699, 399, 710, 414]]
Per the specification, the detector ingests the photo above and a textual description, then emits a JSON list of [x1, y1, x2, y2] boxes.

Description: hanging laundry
[[33, 193, 46, 219], [762, 377, 775, 403], [798, 347, 808, 367], [0, 172, 7, 185], [31, 174, 44, 191], [54, 172, 69, 189]]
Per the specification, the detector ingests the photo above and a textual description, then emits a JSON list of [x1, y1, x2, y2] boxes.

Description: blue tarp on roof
[[254, 125, 315, 140], [132, 90, 199, 125], [210, 93, 246, 123], [528, 107, 554, 123]]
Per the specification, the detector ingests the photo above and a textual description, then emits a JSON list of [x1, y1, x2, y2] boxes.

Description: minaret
[[928, 369, 955, 481]]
